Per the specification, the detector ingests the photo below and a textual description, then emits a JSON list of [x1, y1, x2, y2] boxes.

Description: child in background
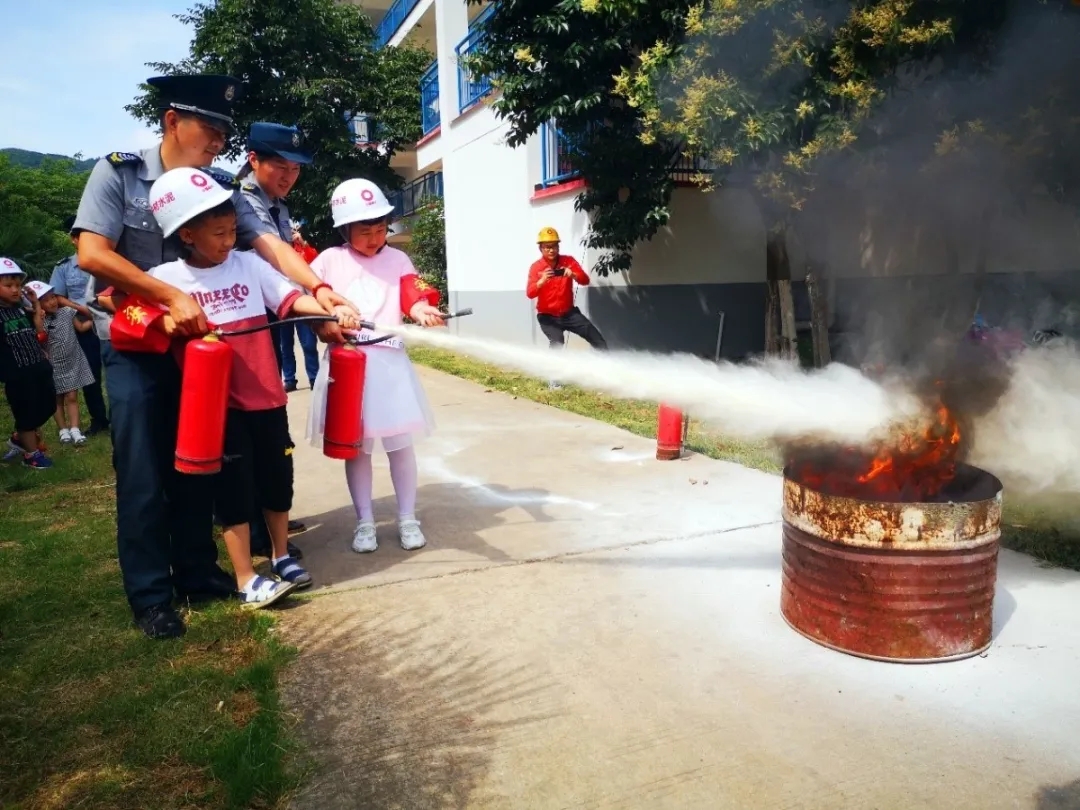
[[130, 167, 345, 608], [25, 280, 96, 446], [0, 259, 55, 469], [306, 178, 444, 554]]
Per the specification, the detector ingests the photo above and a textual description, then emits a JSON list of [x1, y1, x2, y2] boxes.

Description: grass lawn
[[409, 345, 1080, 572], [0, 416, 300, 809]]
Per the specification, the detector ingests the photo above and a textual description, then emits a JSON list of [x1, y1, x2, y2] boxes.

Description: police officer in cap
[[236, 122, 317, 554], [73, 74, 358, 640]]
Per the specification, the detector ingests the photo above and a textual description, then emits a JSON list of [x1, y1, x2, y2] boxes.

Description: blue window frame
[[540, 120, 580, 187], [456, 4, 496, 113], [420, 62, 440, 135]]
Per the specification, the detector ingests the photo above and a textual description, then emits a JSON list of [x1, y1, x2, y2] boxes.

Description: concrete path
[[278, 368, 1080, 810]]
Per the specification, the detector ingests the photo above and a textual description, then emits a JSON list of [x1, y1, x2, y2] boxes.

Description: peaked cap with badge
[[147, 74, 244, 133], [245, 122, 314, 165]]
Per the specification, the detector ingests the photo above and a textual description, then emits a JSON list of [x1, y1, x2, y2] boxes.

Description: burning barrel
[[780, 447, 1003, 664]]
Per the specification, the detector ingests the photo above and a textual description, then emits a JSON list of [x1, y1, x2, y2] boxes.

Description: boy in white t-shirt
[[132, 167, 339, 608]]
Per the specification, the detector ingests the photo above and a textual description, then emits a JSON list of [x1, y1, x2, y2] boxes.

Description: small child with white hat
[[0, 259, 55, 469]]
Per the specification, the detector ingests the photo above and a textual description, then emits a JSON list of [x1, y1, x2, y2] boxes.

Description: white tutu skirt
[[306, 344, 435, 454]]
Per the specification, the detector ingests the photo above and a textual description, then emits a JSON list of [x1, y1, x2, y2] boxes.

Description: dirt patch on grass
[[177, 634, 265, 675], [226, 688, 261, 729], [27, 759, 212, 810]]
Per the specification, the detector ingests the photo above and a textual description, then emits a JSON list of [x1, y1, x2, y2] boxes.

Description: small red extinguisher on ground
[[323, 343, 367, 460], [175, 335, 233, 474], [656, 403, 686, 461]]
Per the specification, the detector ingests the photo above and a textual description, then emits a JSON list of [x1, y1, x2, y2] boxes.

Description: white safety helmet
[[0, 257, 26, 278], [330, 178, 395, 228], [25, 280, 54, 299], [148, 167, 235, 238]]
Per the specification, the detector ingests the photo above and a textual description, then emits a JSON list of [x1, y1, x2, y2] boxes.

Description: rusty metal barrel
[[780, 461, 1003, 663]]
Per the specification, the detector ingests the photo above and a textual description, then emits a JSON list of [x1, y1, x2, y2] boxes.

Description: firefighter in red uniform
[[526, 226, 608, 352]]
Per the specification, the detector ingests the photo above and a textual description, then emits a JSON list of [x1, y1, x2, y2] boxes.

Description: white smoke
[[970, 339, 1080, 496], [392, 326, 924, 446]]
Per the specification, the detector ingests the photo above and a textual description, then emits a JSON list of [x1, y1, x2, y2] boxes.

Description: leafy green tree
[[0, 155, 90, 278], [127, 0, 431, 248], [463, 0, 697, 277], [406, 197, 448, 303]]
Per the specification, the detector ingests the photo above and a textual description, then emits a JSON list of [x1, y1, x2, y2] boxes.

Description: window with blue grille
[[456, 4, 496, 113], [540, 120, 581, 187], [420, 62, 440, 135]]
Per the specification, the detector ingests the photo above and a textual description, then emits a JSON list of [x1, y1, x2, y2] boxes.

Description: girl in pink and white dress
[[306, 178, 445, 553]]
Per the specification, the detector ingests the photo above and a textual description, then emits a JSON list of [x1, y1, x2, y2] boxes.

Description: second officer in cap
[[236, 122, 318, 552], [238, 123, 321, 393], [72, 74, 359, 640]]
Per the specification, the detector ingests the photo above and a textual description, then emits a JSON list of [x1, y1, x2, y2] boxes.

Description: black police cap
[[246, 122, 314, 164], [147, 74, 244, 132]]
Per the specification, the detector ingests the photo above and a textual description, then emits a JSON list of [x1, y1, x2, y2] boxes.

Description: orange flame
[[790, 402, 962, 502]]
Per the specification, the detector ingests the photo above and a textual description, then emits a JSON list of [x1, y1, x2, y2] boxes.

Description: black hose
[[216, 307, 473, 343], [215, 315, 338, 337]]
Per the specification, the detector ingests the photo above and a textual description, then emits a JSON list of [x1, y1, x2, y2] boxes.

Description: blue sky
[[0, 0, 244, 166]]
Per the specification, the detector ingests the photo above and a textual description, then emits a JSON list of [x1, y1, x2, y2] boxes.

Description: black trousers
[[101, 341, 229, 613], [248, 309, 284, 554], [537, 307, 608, 350], [76, 328, 109, 428]]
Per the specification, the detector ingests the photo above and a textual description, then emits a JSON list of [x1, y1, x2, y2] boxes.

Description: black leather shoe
[[134, 604, 185, 639], [288, 520, 306, 534]]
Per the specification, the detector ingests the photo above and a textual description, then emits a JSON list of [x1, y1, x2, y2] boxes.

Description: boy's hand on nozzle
[[409, 302, 444, 328]]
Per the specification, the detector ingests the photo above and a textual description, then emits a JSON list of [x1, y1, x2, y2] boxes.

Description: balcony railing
[[387, 171, 444, 218], [346, 112, 383, 145], [375, 0, 423, 47], [541, 120, 580, 187], [669, 154, 718, 184], [456, 4, 496, 113], [420, 62, 440, 135]]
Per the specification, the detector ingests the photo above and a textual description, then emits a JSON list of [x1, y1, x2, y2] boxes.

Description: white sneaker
[[59, 428, 72, 444], [351, 520, 377, 553], [70, 428, 86, 446], [398, 517, 427, 551]]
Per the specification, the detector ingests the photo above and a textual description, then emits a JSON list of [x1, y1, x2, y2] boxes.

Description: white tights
[[345, 444, 418, 522]]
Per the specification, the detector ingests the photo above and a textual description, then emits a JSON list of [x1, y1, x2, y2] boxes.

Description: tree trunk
[[765, 281, 779, 355], [766, 227, 797, 361], [805, 266, 831, 367]]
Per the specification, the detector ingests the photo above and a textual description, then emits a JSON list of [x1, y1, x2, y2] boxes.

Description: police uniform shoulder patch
[[204, 168, 240, 190], [106, 151, 142, 167]]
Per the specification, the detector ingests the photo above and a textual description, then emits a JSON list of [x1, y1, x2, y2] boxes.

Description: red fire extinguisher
[[175, 335, 233, 474], [323, 343, 367, 460], [656, 403, 686, 461]]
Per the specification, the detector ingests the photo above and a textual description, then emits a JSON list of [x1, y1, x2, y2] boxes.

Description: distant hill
[[2, 148, 97, 172]]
